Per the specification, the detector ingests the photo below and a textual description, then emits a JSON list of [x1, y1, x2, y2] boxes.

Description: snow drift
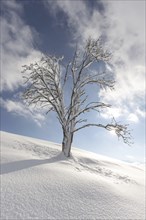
[[1, 131, 145, 219]]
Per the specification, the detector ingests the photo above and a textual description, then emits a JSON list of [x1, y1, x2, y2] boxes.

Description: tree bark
[[62, 132, 73, 157]]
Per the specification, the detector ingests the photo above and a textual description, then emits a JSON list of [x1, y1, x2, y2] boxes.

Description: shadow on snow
[[0, 153, 66, 175]]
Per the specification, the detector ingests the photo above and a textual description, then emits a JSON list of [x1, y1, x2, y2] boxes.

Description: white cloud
[[0, 98, 45, 126], [128, 114, 139, 123], [100, 105, 145, 124], [99, 2, 145, 122], [1, 0, 23, 12], [104, 1, 145, 61], [1, 0, 42, 92], [47, 0, 145, 122], [99, 65, 145, 112], [136, 108, 146, 118], [45, 0, 103, 43], [99, 2, 145, 119], [100, 107, 128, 119], [1, 0, 145, 126], [0, 0, 44, 125]]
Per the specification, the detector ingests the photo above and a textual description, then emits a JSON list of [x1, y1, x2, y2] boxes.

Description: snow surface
[[0, 131, 145, 219]]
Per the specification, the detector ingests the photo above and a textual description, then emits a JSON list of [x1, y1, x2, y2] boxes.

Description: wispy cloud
[[45, 0, 103, 43], [100, 105, 145, 124], [0, 98, 45, 126], [127, 114, 139, 123], [1, 0, 145, 126], [1, 0, 42, 92], [46, 0, 145, 122], [98, 1, 145, 122]]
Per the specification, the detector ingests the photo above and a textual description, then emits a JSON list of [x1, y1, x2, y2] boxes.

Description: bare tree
[[22, 38, 132, 157]]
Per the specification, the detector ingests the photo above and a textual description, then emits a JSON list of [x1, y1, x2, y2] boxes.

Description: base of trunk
[[62, 142, 71, 157], [62, 134, 72, 157], [62, 148, 70, 157]]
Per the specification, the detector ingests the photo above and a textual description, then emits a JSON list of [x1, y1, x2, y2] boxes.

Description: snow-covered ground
[[1, 131, 145, 219]]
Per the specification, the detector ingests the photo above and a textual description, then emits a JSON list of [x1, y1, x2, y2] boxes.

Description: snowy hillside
[[1, 131, 145, 219]]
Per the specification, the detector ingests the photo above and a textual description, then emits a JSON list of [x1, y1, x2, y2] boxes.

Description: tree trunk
[[62, 132, 73, 157]]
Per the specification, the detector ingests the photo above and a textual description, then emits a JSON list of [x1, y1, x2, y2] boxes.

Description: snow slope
[[1, 131, 145, 219]]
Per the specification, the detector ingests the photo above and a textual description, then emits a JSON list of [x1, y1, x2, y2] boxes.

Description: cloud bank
[[1, 0, 145, 126], [0, 98, 45, 126], [1, 0, 43, 125], [46, 0, 145, 122], [1, 0, 42, 92]]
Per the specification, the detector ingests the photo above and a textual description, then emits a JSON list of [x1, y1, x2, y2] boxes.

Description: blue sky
[[0, 0, 145, 163]]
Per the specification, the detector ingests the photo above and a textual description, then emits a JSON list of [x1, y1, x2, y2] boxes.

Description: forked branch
[[74, 118, 132, 145]]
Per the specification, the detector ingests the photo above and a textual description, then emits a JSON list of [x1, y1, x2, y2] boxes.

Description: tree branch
[[73, 122, 132, 145], [69, 102, 111, 123]]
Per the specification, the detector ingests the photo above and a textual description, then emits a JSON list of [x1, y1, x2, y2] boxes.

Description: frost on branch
[[22, 38, 132, 157]]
